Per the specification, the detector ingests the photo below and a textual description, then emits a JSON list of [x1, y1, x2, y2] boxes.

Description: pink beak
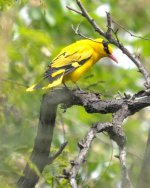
[[108, 54, 118, 63]]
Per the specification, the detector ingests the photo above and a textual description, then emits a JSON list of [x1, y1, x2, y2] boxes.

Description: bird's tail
[[26, 70, 65, 92], [26, 78, 46, 92]]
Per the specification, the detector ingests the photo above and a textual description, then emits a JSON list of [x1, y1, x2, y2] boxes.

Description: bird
[[26, 38, 118, 92]]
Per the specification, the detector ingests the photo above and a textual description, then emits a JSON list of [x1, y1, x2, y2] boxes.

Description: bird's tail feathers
[[26, 78, 47, 92], [26, 72, 64, 92]]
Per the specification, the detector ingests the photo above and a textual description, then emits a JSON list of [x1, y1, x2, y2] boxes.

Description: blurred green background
[[0, 0, 150, 187]]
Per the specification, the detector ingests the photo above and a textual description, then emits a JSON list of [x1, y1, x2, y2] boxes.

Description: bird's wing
[[52, 43, 93, 67], [45, 44, 93, 77]]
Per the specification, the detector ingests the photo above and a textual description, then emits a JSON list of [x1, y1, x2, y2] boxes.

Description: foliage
[[0, 0, 150, 187]]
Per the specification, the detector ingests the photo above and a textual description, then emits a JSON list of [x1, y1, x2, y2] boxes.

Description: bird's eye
[[104, 46, 108, 51]]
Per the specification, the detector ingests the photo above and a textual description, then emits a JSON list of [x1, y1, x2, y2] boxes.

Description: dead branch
[[63, 122, 112, 188]]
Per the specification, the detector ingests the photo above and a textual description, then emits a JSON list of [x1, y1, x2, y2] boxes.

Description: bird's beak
[[108, 54, 118, 63]]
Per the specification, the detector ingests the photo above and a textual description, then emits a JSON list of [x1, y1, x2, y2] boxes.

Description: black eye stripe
[[102, 40, 110, 54]]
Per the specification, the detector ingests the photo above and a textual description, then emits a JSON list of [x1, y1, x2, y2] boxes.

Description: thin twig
[[112, 19, 150, 41], [48, 141, 68, 164], [71, 24, 104, 44], [67, 0, 105, 36], [112, 28, 120, 43], [71, 24, 93, 40], [106, 11, 112, 39], [66, 5, 83, 16]]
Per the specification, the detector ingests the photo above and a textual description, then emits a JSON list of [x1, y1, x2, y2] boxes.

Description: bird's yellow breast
[[63, 52, 98, 83]]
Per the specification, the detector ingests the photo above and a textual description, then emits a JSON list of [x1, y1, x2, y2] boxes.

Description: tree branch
[[67, 0, 105, 36], [48, 141, 68, 164], [62, 89, 150, 188], [106, 11, 112, 39], [111, 107, 132, 188], [119, 146, 133, 188], [17, 88, 150, 187], [63, 122, 112, 188]]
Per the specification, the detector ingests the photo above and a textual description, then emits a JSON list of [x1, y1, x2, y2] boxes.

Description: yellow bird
[[26, 38, 118, 92]]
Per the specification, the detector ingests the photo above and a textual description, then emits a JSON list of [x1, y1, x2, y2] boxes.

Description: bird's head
[[95, 38, 118, 63]]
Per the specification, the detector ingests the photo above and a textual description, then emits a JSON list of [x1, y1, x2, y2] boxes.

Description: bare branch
[[62, 88, 150, 188], [71, 24, 106, 46], [134, 56, 150, 88], [66, 5, 83, 15], [74, 0, 105, 36], [63, 101, 133, 188], [112, 19, 150, 41], [112, 44, 150, 88], [71, 24, 93, 40], [63, 122, 112, 188], [119, 146, 133, 188], [69, 89, 150, 115], [106, 11, 112, 39], [111, 106, 132, 188]]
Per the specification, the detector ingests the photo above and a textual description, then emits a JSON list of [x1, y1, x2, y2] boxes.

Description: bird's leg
[[62, 82, 70, 90], [73, 82, 81, 90]]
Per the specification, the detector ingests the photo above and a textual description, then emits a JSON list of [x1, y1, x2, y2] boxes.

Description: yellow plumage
[[26, 38, 117, 92]]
